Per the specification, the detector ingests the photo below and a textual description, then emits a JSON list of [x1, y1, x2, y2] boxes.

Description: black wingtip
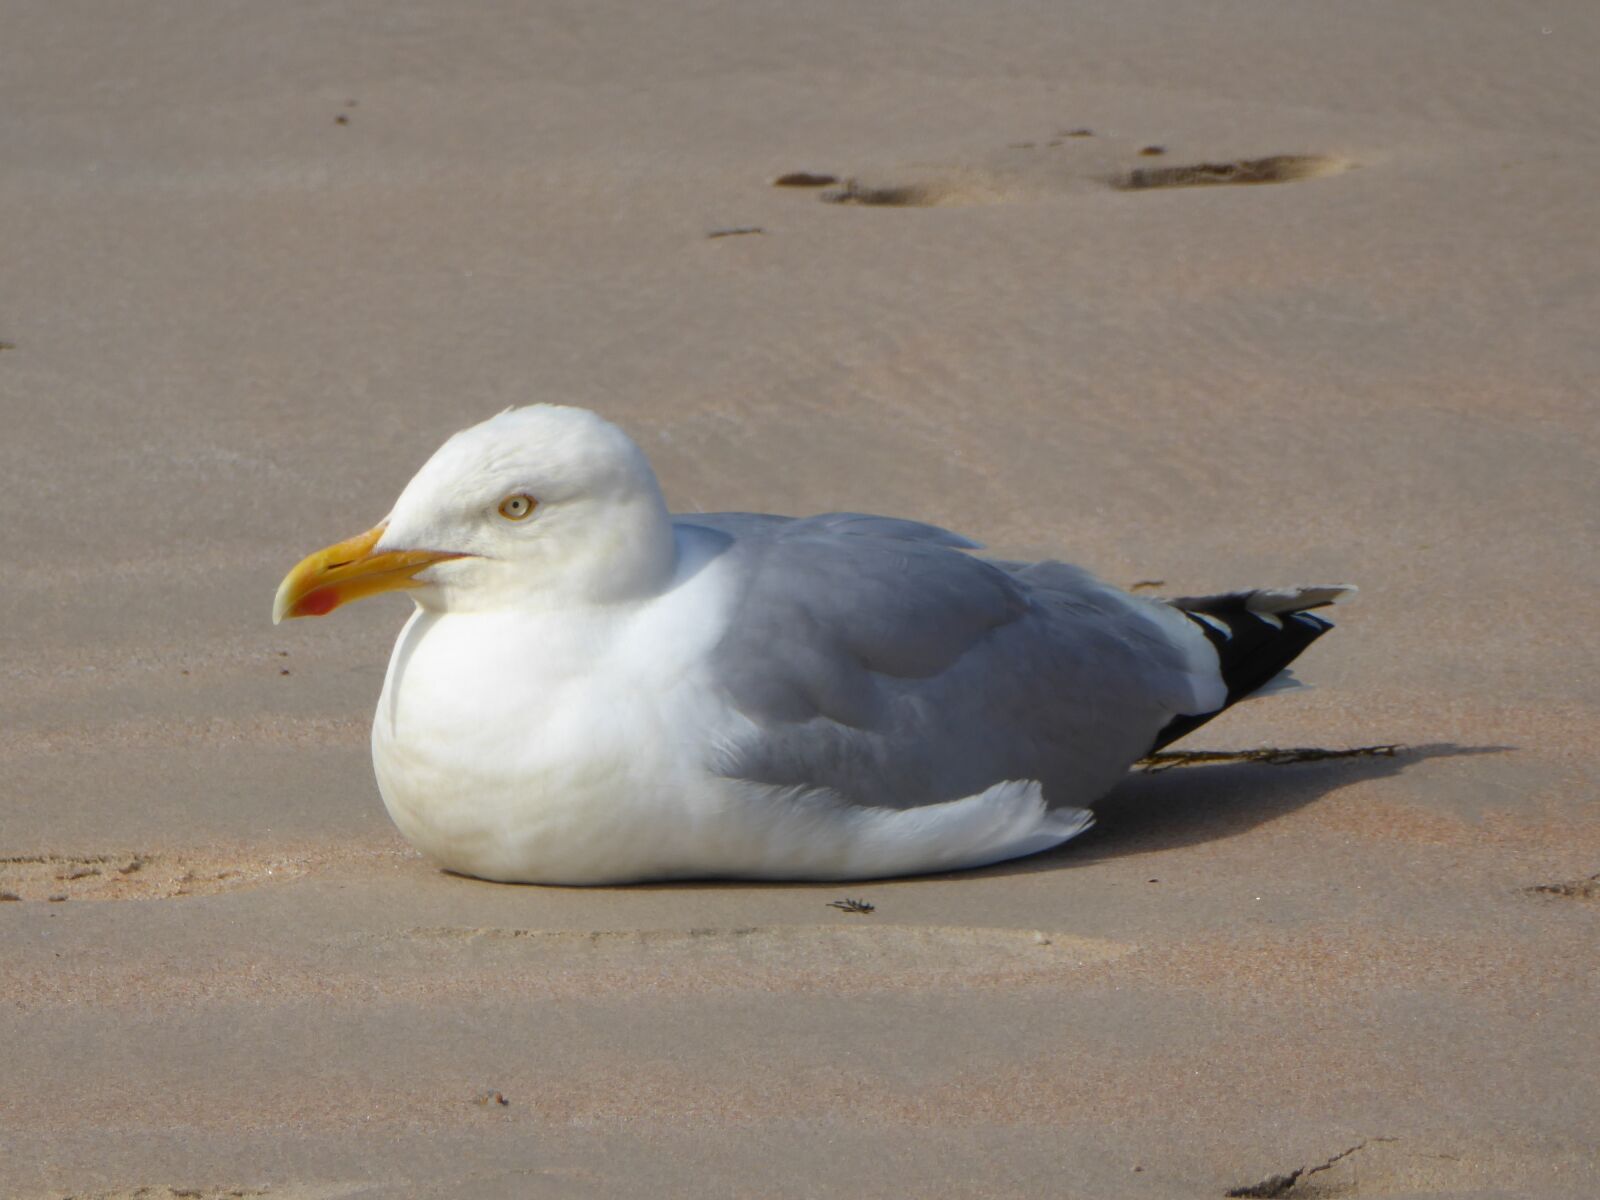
[[1149, 605, 1336, 752]]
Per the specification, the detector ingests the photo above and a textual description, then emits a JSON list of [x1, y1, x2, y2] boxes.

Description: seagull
[[273, 406, 1351, 884]]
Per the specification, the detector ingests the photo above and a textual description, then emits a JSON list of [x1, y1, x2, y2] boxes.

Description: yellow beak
[[272, 523, 463, 624]]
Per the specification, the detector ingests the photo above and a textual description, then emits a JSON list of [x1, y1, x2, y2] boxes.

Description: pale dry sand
[[3, 2, 1598, 1197]]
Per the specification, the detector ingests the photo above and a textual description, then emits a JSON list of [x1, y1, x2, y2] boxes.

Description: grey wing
[[678, 513, 1218, 809]]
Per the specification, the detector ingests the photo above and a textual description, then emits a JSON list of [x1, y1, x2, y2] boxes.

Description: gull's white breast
[[371, 530, 741, 883]]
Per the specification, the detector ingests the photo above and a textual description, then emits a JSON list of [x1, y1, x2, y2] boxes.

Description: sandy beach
[[3, 2, 1598, 1195]]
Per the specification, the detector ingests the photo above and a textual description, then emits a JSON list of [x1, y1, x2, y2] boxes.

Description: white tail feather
[[1244, 584, 1357, 613]]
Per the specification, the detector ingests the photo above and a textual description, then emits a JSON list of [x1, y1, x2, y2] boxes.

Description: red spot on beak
[[299, 588, 339, 617]]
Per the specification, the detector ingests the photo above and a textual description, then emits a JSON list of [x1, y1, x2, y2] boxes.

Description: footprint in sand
[[0, 851, 311, 902], [772, 132, 1350, 208], [1113, 153, 1345, 191], [818, 175, 1010, 208], [377, 924, 1136, 980], [1523, 872, 1600, 901]]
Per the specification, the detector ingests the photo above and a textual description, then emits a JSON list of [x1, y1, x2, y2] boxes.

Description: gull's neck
[[581, 484, 679, 605]]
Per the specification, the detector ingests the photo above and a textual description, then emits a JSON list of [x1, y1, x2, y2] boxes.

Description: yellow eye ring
[[497, 494, 537, 521]]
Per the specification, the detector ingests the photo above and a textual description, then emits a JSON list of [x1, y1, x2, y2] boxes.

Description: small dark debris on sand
[[707, 226, 764, 239], [1060, 128, 1094, 138], [1139, 145, 1166, 156], [773, 171, 838, 187], [1138, 745, 1401, 773], [1128, 579, 1166, 591], [474, 1090, 511, 1106]]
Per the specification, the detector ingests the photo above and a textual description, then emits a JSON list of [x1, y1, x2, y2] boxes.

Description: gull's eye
[[497, 493, 537, 521]]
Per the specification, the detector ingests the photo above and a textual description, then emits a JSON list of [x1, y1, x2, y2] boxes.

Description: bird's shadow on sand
[[597, 742, 1510, 896], [970, 741, 1509, 880]]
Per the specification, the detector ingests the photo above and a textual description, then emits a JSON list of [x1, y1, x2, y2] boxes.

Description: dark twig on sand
[[1226, 1138, 1396, 1197], [828, 898, 875, 914], [1137, 745, 1402, 774]]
